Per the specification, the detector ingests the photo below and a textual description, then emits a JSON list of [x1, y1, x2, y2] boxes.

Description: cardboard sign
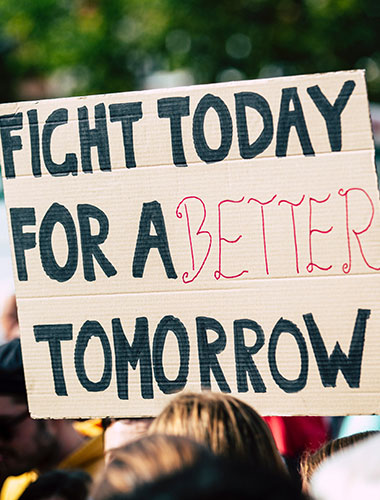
[[1, 70, 380, 418]]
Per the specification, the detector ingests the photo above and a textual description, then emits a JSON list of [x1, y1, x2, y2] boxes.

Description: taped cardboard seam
[[13, 272, 380, 301], [2, 147, 376, 181]]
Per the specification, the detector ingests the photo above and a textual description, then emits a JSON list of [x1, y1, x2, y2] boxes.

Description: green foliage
[[0, 0, 379, 102]]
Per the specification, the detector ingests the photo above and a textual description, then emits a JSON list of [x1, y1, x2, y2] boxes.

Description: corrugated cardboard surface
[[1, 70, 380, 417]]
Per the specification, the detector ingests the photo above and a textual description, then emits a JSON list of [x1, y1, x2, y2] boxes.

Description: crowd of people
[[0, 297, 379, 499]]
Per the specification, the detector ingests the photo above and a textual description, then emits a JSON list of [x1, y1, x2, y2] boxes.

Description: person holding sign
[[0, 339, 104, 500]]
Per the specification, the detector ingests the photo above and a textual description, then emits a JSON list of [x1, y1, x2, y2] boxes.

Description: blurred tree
[[0, 0, 378, 102]]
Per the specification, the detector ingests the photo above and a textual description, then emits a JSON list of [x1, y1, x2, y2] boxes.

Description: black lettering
[[268, 318, 308, 393], [307, 80, 356, 152], [153, 315, 189, 394], [157, 96, 189, 167], [133, 201, 177, 279], [276, 87, 314, 157], [235, 92, 273, 159], [34, 324, 73, 396], [112, 317, 153, 399], [77, 204, 117, 281], [304, 308, 370, 388], [78, 103, 111, 172], [10, 207, 36, 281], [27, 110, 41, 177], [39, 203, 78, 282], [74, 320, 112, 392], [109, 102, 143, 168], [196, 316, 230, 392], [42, 108, 78, 176], [234, 319, 266, 393], [193, 94, 233, 163], [0, 113, 23, 178]]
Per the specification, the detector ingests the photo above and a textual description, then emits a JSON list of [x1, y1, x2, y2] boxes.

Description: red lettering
[[248, 195, 277, 275], [176, 196, 212, 283], [214, 197, 247, 280], [338, 187, 380, 273], [307, 194, 333, 273], [278, 195, 305, 274]]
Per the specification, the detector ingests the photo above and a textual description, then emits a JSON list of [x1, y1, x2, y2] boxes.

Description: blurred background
[[0, 0, 380, 336]]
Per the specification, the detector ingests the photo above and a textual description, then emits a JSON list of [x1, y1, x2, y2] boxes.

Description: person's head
[[102, 418, 153, 462], [18, 469, 91, 500], [300, 430, 378, 491], [310, 433, 380, 500], [108, 454, 306, 500], [91, 434, 212, 500], [0, 339, 84, 477], [148, 391, 285, 474]]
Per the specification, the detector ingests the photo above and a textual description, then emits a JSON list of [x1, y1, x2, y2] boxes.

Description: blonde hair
[[300, 431, 378, 490], [149, 391, 285, 474], [91, 434, 210, 499]]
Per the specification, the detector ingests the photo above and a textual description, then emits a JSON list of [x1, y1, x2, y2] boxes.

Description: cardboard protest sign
[[1, 70, 380, 418]]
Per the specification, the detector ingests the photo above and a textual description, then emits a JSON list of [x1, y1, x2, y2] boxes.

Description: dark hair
[[0, 338, 27, 397], [109, 455, 306, 500], [18, 469, 91, 500]]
